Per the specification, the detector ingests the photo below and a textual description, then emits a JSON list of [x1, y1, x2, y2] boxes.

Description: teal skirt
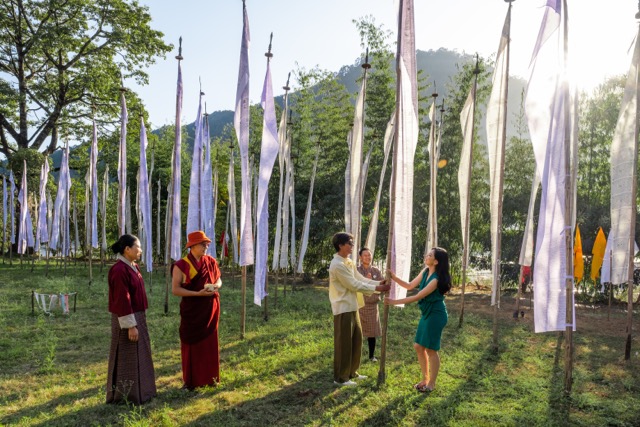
[[414, 301, 447, 351]]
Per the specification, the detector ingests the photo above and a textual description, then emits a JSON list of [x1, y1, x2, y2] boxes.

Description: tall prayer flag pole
[[379, 0, 418, 385], [187, 87, 205, 234], [609, 6, 640, 360], [272, 74, 290, 272], [118, 81, 128, 236], [364, 114, 394, 257], [487, 0, 513, 348], [255, 34, 279, 307], [139, 116, 153, 273], [235, 0, 253, 339], [458, 55, 480, 328], [427, 89, 438, 250], [88, 115, 99, 284], [165, 37, 184, 314], [348, 50, 370, 261], [202, 105, 216, 256]]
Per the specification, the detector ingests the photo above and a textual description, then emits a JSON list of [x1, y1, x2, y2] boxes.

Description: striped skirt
[[106, 312, 157, 405]]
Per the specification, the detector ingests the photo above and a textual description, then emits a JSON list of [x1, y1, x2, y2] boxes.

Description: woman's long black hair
[[432, 247, 451, 295]]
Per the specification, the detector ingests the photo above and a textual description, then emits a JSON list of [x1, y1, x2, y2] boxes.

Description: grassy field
[[0, 259, 639, 426]]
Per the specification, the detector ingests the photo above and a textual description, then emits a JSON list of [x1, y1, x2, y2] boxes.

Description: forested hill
[[48, 48, 526, 171], [176, 48, 527, 148]]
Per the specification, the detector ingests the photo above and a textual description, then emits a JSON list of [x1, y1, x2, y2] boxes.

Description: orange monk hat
[[185, 230, 212, 249]]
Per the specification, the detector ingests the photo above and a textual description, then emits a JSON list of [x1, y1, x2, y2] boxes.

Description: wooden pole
[[378, 0, 404, 387], [514, 265, 524, 318], [241, 265, 247, 339], [562, 0, 575, 393], [263, 272, 269, 321], [164, 190, 173, 314], [624, 12, 640, 361], [491, 1, 513, 350], [274, 269, 279, 308], [459, 56, 480, 328]]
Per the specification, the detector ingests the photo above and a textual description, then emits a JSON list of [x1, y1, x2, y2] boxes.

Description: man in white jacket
[[329, 232, 389, 386]]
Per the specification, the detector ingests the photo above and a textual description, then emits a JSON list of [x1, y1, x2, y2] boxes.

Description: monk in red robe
[[172, 230, 222, 389], [106, 234, 156, 405]]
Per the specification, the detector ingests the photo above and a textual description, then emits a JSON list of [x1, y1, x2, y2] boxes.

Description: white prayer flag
[[390, 0, 419, 303], [235, 2, 254, 266], [170, 60, 183, 260], [118, 91, 128, 236], [187, 93, 204, 235], [486, 6, 511, 305], [525, 0, 574, 333], [139, 121, 153, 272], [609, 25, 640, 286], [254, 56, 280, 305]]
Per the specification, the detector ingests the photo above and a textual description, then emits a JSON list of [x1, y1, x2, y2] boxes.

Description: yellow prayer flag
[[591, 227, 607, 281], [574, 225, 584, 282]]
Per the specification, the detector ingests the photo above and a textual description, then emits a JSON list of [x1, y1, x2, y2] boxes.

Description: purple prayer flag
[[202, 115, 216, 256], [139, 120, 153, 272], [170, 60, 183, 260], [2, 175, 6, 248], [17, 160, 33, 254], [254, 56, 279, 305], [9, 170, 15, 244], [187, 93, 204, 235], [118, 91, 128, 236], [90, 119, 99, 247], [235, 1, 254, 266], [36, 159, 50, 248]]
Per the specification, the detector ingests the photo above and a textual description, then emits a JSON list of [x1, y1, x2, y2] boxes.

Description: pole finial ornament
[[636, 0, 640, 19], [474, 53, 481, 75], [176, 37, 183, 61], [362, 47, 371, 70], [283, 72, 291, 91], [265, 32, 274, 59], [432, 81, 438, 99]]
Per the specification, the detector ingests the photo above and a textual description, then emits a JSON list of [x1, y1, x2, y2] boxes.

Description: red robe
[[173, 253, 221, 388]]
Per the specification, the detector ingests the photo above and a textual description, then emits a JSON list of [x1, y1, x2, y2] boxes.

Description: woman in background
[[357, 247, 382, 362]]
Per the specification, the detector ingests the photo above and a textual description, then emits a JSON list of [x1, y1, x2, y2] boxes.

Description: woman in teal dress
[[385, 247, 451, 392]]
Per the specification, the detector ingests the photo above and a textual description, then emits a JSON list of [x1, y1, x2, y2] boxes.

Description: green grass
[[0, 259, 639, 426]]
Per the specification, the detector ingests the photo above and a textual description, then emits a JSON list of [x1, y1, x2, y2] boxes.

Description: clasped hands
[[375, 279, 390, 293]]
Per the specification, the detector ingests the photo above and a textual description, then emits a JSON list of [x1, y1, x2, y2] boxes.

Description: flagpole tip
[[176, 36, 184, 61], [362, 47, 371, 70]]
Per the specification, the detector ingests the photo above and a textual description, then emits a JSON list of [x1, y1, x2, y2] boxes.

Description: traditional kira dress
[[173, 253, 222, 389], [357, 265, 382, 338], [415, 271, 448, 351], [106, 257, 157, 405]]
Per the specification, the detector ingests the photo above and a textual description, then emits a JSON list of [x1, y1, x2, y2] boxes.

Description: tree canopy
[[0, 0, 172, 159]]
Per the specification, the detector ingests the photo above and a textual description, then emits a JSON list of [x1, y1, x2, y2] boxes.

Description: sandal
[[416, 384, 433, 393], [413, 382, 426, 390]]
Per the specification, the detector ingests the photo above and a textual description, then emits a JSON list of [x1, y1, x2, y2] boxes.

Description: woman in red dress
[[172, 231, 222, 389], [106, 234, 156, 404]]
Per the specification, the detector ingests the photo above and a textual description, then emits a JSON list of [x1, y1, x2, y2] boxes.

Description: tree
[[0, 0, 172, 159]]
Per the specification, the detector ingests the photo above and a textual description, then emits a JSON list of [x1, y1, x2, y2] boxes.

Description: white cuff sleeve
[[118, 314, 137, 329]]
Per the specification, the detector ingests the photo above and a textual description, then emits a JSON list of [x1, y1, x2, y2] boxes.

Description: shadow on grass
[[182, 370, 343, 426], [546, 332, 571, 425], [1, 386, 101, 426]]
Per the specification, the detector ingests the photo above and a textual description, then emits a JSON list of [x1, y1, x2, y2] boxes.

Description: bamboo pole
[[491, 0, 513, 350], [378, 0, 405, 387], [562, 0, 575, 393], [459, 56, 480, 328], [241, 265, 246, 339], [625, 16, 640, 360]]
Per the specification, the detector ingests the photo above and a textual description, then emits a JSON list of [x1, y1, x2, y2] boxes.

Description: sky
[[133, 0, 639, 129]]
